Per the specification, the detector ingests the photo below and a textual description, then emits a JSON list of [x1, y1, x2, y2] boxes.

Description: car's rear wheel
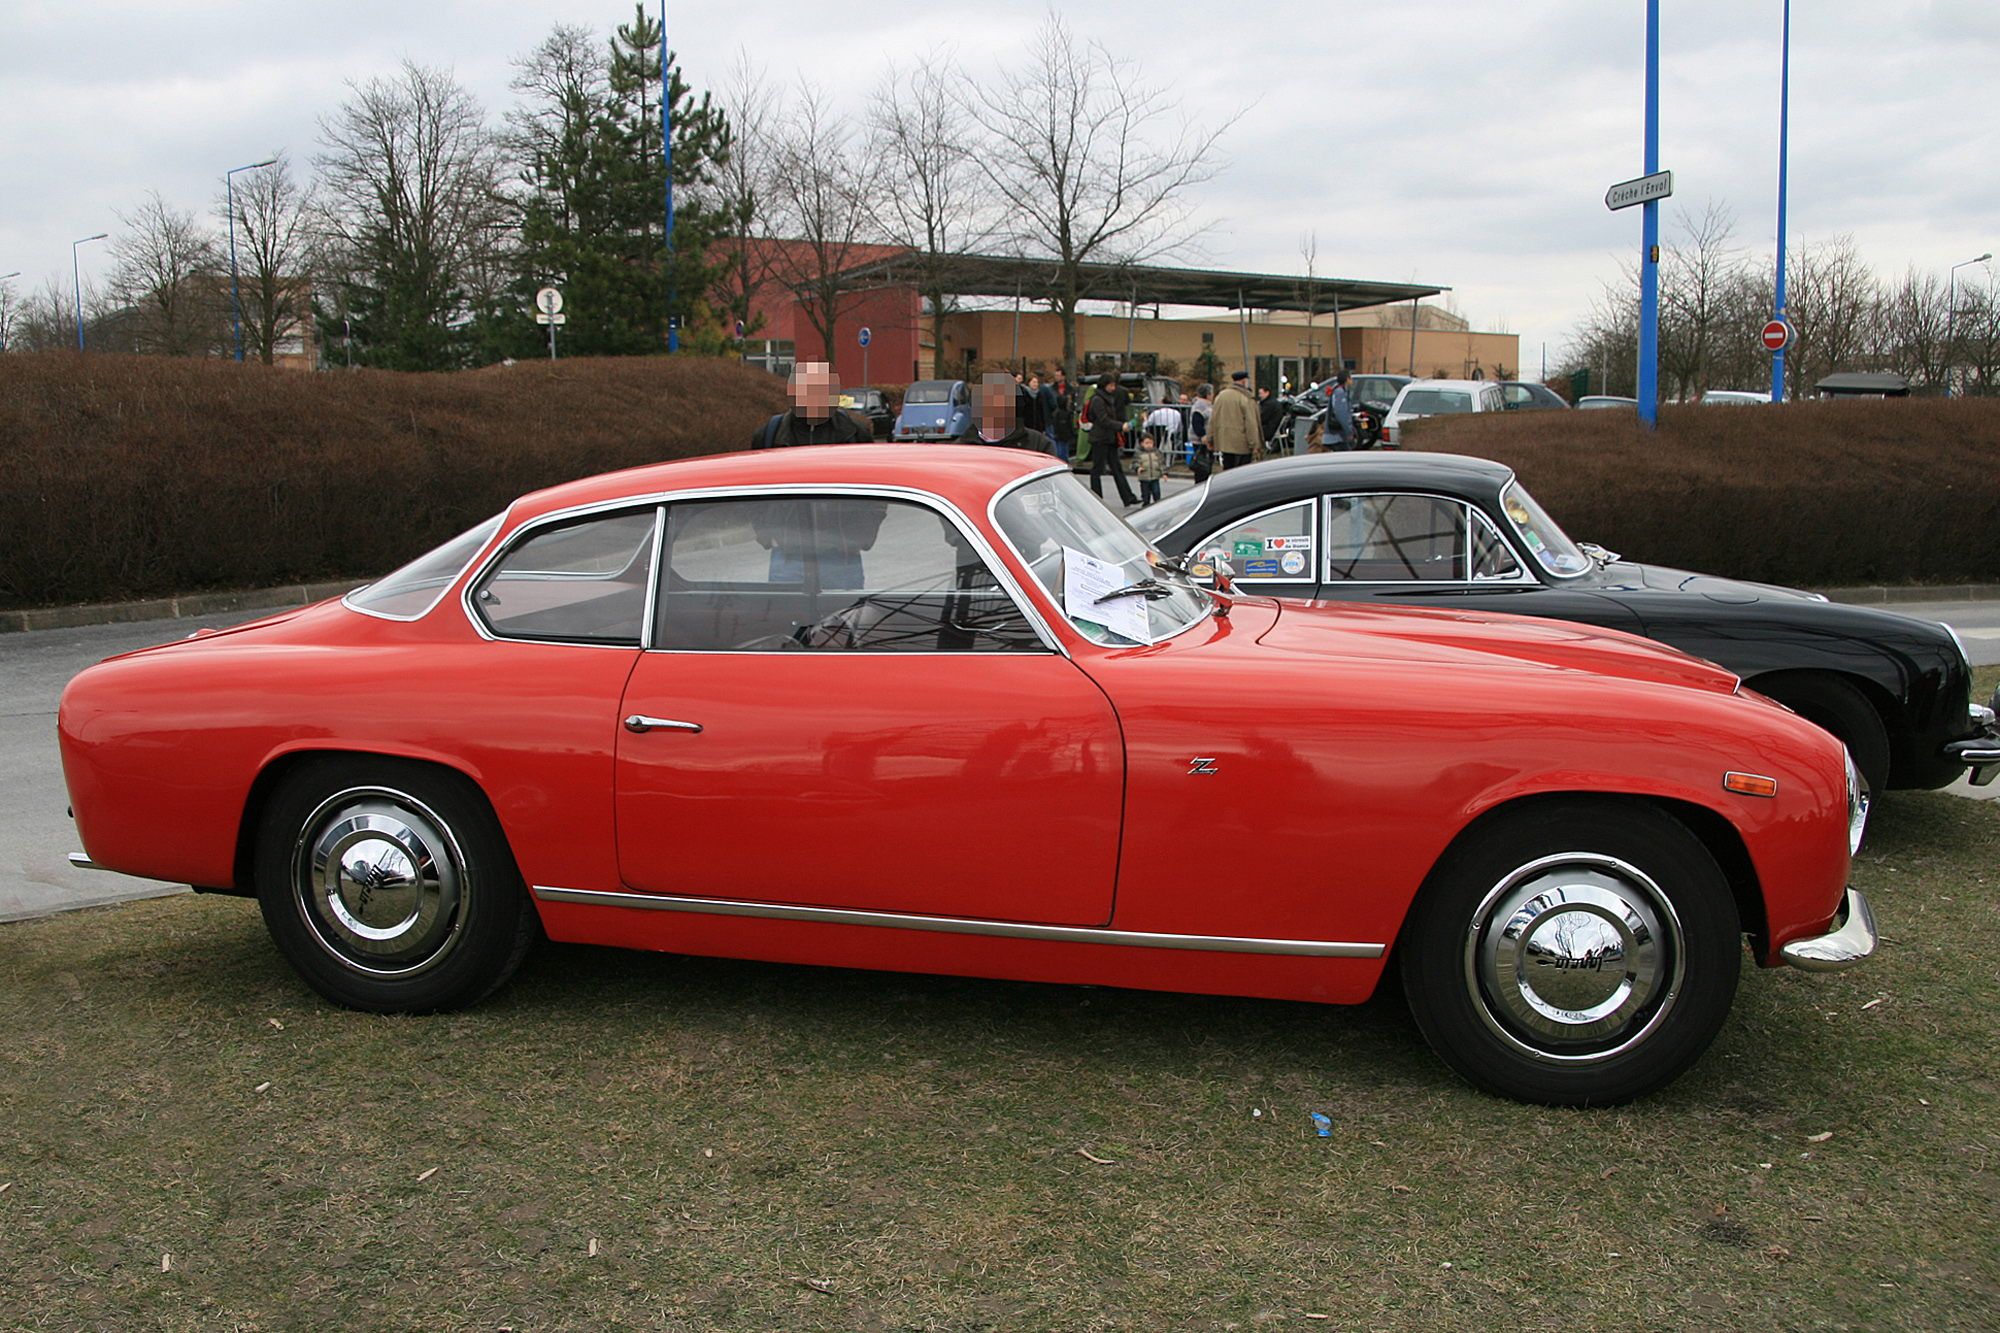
[[1399, 799, 1740, 1106], [254, 756, 538, 1013], [1752, 672, 1890, 802]]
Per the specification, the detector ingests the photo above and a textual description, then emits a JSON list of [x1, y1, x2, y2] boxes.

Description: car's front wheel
[[1399, 799, 1740, 1106], [254, 756, 538, 1013]]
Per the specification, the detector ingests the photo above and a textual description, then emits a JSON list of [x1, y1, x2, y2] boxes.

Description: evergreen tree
[[479, 7, 730, 361]]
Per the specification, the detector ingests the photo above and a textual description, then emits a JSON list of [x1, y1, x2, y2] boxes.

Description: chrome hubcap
[[293, 789, 464, 976], [1465, 853, 1684, 1063]]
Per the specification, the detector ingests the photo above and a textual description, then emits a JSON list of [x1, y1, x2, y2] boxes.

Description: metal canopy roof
[[831, 250, 1442, 315]]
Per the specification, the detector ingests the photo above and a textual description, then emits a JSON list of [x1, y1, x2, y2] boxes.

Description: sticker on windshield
[[1242, 559, 1281, 578], [1265, 535, 1311, 551], [1233, 540, 1263, 558], [1280, 551, 1308, 575]]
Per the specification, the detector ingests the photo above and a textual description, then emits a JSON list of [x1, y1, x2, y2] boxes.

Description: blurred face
[[790, 362, 839, 420], [979, 380, 1017, 433]]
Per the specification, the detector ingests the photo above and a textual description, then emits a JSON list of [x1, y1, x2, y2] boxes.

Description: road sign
[[535, 287, 564, 316], [1761, 319, 1794, 352], [1605, 170, 1673, 211], [535, 312, 568, 326], [858, 326, 872, 347]]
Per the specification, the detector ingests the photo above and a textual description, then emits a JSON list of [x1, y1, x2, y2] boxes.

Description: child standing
[[1134, 429, 1165, 507]]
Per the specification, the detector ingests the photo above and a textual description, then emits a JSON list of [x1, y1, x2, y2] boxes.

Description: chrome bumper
[[1944, 694, 2000, 786], [68, 851, 103, 872], [1780, 888, 1878, 972]]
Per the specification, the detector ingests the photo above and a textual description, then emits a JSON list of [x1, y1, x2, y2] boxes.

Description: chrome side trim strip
[[531, 885, 1385, 958]]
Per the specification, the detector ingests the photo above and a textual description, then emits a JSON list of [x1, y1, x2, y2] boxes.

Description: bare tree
[[1874, 267, 1950, 390], [216, 154, 318, 364], [10, 278, 82, 352], [969, 13, 1231, 381], [106, 191, 224, 357], [0, 275, 20, 354], [762, 85, 875, 365], [866, 50, 990, 379], [1783, 235, 1877, 399], [316, 61, 508, 370], [703, 53, 781, 346], [1657, 201, 1745, 400]]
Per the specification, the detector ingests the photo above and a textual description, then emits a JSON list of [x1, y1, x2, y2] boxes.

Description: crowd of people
[[753, 360, 1367, 510]]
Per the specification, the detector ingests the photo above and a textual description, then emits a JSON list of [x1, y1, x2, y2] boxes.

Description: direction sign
[[535, 312, 568, 326], [858, 326, 872, 347], [1605, 170, 1673, 211], [1761, 318, 1794, 352], [535, 287, 564, 316]]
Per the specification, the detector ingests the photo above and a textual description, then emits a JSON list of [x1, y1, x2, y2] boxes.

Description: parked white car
[[1383, 378, 1506, 446]]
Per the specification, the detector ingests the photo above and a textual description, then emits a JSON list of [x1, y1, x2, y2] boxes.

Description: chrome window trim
[[532, 884, 1386, 959], [347, 510, 510, 623], [988, 466, 1213, 649], [500, 486, 1072, 656], [463, 503, 664, 649], [1187, 497, 1319, 585], [1315, 491, 1538, 587]]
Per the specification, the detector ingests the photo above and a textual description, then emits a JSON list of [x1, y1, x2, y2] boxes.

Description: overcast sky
[[4, 0, 1995, 375]]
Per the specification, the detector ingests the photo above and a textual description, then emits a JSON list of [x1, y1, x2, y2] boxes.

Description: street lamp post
[[72, 233, 108, 351], [1770, 0, 1791, 402], [1946, 253, 1992, 398], [226, 158, 278, 363], [0, 272, 19, 354]]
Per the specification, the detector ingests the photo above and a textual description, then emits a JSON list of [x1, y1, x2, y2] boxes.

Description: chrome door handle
[[624, 715, 702, 734]]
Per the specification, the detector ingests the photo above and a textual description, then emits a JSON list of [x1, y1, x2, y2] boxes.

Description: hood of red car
[[1253, 598, 1742, 695]]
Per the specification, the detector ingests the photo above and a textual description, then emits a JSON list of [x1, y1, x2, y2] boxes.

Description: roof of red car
[[505, 445, 1064, 527]]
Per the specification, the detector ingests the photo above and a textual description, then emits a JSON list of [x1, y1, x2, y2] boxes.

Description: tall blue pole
[[1771, 0, 1791, 402], [663, 0, 677, 353], [1637, 0, 1660, 428]]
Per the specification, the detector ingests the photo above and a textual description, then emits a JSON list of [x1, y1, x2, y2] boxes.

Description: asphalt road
[[7, 575, 1998, 924]]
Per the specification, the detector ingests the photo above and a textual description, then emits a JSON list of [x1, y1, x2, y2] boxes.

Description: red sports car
[[59, 446, 1875, 1105]]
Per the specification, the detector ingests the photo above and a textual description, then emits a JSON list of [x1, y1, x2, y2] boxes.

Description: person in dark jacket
[[1083, 374, 1138, 506], [750, 361, 871, 449], [1257, 385, 1285, 449], [1047, 371, 1076, 460], [956, 374, 1056, 452], [1034, 373, 1065, 460]]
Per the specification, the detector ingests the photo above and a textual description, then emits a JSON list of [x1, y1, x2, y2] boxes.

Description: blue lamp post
[[226, 158, 278, 363], [1770, 0, 1791, 402], [72, 233, 108, 351], [1637, 0, 1661, 427]]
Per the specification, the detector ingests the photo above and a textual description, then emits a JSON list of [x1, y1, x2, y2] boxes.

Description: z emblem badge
[[1188, 757, 1219, 776]]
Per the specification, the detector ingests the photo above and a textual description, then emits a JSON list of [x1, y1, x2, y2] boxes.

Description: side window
[[1197, 501, 1315, 582], [1324, 495, 1467, 582], [656, 496, 1043, 653], [472, 509, 658, 644], [1470, 508, 1525, 579]]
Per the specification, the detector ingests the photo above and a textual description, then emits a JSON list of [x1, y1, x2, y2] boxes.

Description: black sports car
[[1131, 452, 2000, 798]]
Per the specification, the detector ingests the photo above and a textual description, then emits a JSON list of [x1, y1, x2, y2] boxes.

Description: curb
[[0, 581, 368, 635], [7, 579, 2000, 636]]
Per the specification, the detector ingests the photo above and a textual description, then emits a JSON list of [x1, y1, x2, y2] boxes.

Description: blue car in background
[[893, 380, 971, 441]]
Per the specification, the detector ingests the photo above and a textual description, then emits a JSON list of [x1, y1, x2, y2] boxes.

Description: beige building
[[926, 302, 1517, 391]]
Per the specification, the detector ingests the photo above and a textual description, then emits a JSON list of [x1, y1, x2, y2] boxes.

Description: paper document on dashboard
[[1062, 545, 1153, 644]]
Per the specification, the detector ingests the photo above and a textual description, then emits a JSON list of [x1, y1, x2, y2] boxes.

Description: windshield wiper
[[1095, 578, 1175, 605]]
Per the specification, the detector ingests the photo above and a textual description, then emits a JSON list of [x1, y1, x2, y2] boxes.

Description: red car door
[[614, 493, 1124, 925]]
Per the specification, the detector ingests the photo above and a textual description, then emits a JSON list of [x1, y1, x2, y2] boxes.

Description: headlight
[[1845, 749, 1869, 857]]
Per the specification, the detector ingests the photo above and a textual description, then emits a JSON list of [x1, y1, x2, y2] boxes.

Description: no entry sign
[[1761, 319, 1795, 352]]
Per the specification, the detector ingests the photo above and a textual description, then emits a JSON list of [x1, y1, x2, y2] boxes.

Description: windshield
[[1126, 481, 1208, 544], [346, 513, 505, 619], [1499, 480, 1590, 577], [904, 382, 954, 404], [994, 473, 1211, 646]]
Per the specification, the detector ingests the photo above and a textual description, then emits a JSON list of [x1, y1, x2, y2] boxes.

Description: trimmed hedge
[[1405, 397, 2000, 588], [0, 353, 789, 610]]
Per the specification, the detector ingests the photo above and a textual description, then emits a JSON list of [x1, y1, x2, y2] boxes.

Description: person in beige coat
[[1209, 370, 1262, 470]]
